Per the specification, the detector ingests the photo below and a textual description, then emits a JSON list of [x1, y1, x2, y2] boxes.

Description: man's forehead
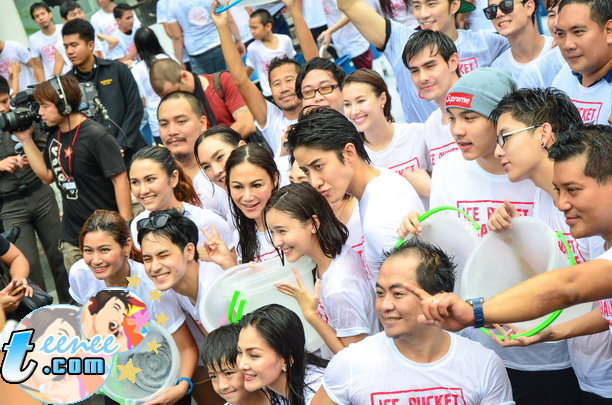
[[553, 155, 588, 181], [303, 69, 335, 86], [158, 99, 198, 119]]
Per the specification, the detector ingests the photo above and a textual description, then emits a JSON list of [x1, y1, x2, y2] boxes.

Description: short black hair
[[558, 0, 612, 28], [549, 125, 612, 185], [159, 90, 205, 118], [268, 56, 301, 83], [202, 324, 241, 371], [285, 106, 371, 164], [30, 2, 50, 19], [60, 0, 82, 19], [90, 289, 133, 316], [490, 88, 582, 134], [62, 18, 95, 44], [383, 238, 456, 295], [402, 30, 460, 77], [295, 57, 346, 99], [0, 76, 9, 95], [250, 9, 274, 26], [137, 208, 200, 261], [114, 3, 132, 19]]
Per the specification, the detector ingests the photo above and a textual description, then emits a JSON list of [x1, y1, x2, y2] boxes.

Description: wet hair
[[285, 106, 371, 165], [202, 324, 242, 371], [343, 69, 394, 123], [60, 1, 82, 19], [558, 0, 612, 28], [131, 146, 201, 207], [240, 304, 328, 405], [150, 58, 182, 95], [194, 126, 243, 167], [383, 238, 456, 295], [264, 183, 348, 259], [34, 75, 82, 115], [113, 3, 132, 19], [158, 90, 205, 119], [137, 208, 200, 261], [490, 88, 582, 134], [134, 27, 167, 70], [250, 9, 274, 26], [79, 210, 143, 262], [30, 2, 50, 19], [549, 125, 612, 185], [62, 18, 95, 44], [296, 57, 347, 100], [402, 30, 460, 77], [225, 144, 280, 263], [0, 76, 9, 96], [268, 56, 302, 84], [89, 289, 133, 316]]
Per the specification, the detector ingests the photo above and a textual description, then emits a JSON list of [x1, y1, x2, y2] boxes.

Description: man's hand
[[317, 30, 332, 47], [235, 40, 246, 57], [398, 211, 423, 238], [0, 156, 21, 173], [488, 200, 519, 232], [211, 0, 230, 27], [11, 126, 34, 143]]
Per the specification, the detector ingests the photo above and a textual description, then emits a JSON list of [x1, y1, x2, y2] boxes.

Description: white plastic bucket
[[199, 256, 325, 351], [461, 216, 592, 331], [101, 323, 181, 404]]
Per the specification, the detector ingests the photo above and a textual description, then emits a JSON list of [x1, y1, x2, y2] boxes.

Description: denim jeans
[[189, 45, 227, 75]]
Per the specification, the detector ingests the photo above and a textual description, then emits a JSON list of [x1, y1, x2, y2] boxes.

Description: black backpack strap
[[213, 71, 226, 102], [192, 72, 218, 127]]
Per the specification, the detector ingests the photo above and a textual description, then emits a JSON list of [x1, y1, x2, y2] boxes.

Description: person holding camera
[[0, 76, 71, 304], [13, 75, 132, 271]]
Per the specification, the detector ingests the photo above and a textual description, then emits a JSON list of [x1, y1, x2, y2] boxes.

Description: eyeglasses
[[136, 213, 172, 232], [301, 84, 340, 100], [497, 125, 541, 147], [483, 0, 520, 19]]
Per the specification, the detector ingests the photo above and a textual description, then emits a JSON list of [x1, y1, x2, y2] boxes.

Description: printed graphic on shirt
[[430, 142, 458, 166], [102, 21, 118, 35], [389, 157, 421, 176], [458, 57, 478, 75], [371, 387, 467, 405], [571, 99, 602, 125], [456, 200, 533, 237], [316, 301, 330, 324], [557, 232, 588, 264], [351, 236, 373, 281], [41, 43, 56, 64], [599, 299, 612, 328], [0, 59, 12, 78], [48, 138, 79, 200], [189, 7, 209, 25]]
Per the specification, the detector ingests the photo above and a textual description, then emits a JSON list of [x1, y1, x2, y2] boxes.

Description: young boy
[[203, 324, 271, 405], [106, 3, 138, 64], [28, 2, 62, 79], [246, 9, 296, 98]]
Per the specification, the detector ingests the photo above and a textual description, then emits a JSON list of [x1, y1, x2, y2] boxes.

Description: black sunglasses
[[483, 0, 517, 19], [136, 213, 172, 232]]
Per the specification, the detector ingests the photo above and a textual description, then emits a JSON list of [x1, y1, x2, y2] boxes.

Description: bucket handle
[[395, 206, 481, 248], [480, 231, 576, 340], [228, 290, 246, 325]]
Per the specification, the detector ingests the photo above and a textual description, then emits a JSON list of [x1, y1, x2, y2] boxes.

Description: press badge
[[64, 182, 77, 190]]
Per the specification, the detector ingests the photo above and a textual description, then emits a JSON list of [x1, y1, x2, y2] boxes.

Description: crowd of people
[[0, 0, 611, 403]]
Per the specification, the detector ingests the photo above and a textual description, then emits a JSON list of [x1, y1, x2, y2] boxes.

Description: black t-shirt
[[0, 234, 9, 256], [44, 118, 126, 245]]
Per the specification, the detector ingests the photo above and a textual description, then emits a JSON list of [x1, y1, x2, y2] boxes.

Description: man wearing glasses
[[488, 0, 556, 79], [0, 76, 71, 304], [296, 57, 347, 113]]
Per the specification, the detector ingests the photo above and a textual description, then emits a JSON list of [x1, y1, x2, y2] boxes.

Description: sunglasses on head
[[483, 0, 519, 20], [136, 213, 173, 232]]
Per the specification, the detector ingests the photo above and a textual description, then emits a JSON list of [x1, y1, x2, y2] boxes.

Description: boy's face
[[546, 5, 559, 37], [117, 10, 134, 32], [488, 0, 534, 38], [448, 107, 497, 161], [0, 92, 10, 114], [64, 34, 94, 68], [65, 7, 86, 21], [141, 234, 193, 291], [494, 112, 543, 182], [413, 0, 459, 34], [407, 47, 458, 102], [32, 7, 52, 29], [38, 99, 64, 127], [208, 362, 252, 404], [249, 16, 270, 41]]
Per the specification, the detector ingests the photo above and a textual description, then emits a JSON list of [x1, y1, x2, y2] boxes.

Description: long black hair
[[240, 305, 328, 405], [264, 183, 348, 259], [134, 27, 167, 70], [225, 144, 280, 262], [194, 126, 243, 170]]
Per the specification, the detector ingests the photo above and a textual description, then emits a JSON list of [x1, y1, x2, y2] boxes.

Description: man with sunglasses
[[0, 76, 71, 304], [489, 0, 556, 79], [550, 0, 611, 125]]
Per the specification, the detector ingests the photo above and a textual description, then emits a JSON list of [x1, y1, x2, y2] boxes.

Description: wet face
[[32, 7, 52, 29], [237, 326, 286, 393], [142, 234, 193, 291], [196, 136, 240, 189], [83, 231, 129, 281], [413, 0, 459, 33], [63, 33, 94, 68], [266, 208, 317, 263], [342, 82, 387, 133], [448, 107, 497, 161], [300, 70, 343, 112], [293, 147, 354, 205], [92, 297, 126, 337], [228, 162, 277, 221], [209, 362, 252, 404], [158, 98, 207, 160], [269, 63, 301, 112], [407, 48, 458, 102], [130, 158, 179, 212]]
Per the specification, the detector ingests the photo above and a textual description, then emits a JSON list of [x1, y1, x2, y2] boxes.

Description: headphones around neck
[[49, 74, 72, 116]]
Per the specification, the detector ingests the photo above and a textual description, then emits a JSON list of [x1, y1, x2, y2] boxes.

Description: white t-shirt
[[470, 0, 496, 32], [423, 108, 458, 167], [246, 35, 296, 97], [237, 229, 281, 263], [322, 0, 370, 58], [304, 366, 325, 405], [156, 0, 190, 63], [90, 8, 142, 36], [302, 0, 327, 29], [68, 259, 186, 334], [275, 155, 291, 187], [365, 123, 430, 177], [55, 36, 104, 69], [359, 168, 424, 283], [256, 101, 297, 158], [105, 28, 137, 61], [317, 246, 381, 358], [324, 331, 515, 405], [517, 47, 565, 89], [384, 20, 509, 123], [131, 202, 235, 250], [0, 40, 36, 92], [132, 58, 162, 138], [551, 64, 612, 125], [167, 0, 221, 56], [29, 26, 63, 78], [491, 35, 555, 80], [192, 170, 233, 219], [598, 248, 612, 335], [372, 0, 418, 29], [429, 151, 537, 237], [345, 201, 366, 267]]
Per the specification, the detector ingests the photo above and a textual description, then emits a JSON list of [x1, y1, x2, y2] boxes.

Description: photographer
[[0, 76, 71, 304], [13, 75, 132, 270]]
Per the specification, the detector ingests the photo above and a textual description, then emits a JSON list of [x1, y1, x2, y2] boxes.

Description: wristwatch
[[466, 297, 485, 328]]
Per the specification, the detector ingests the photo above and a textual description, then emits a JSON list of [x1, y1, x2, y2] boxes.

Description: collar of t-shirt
[[571, 67, 612, 87]]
